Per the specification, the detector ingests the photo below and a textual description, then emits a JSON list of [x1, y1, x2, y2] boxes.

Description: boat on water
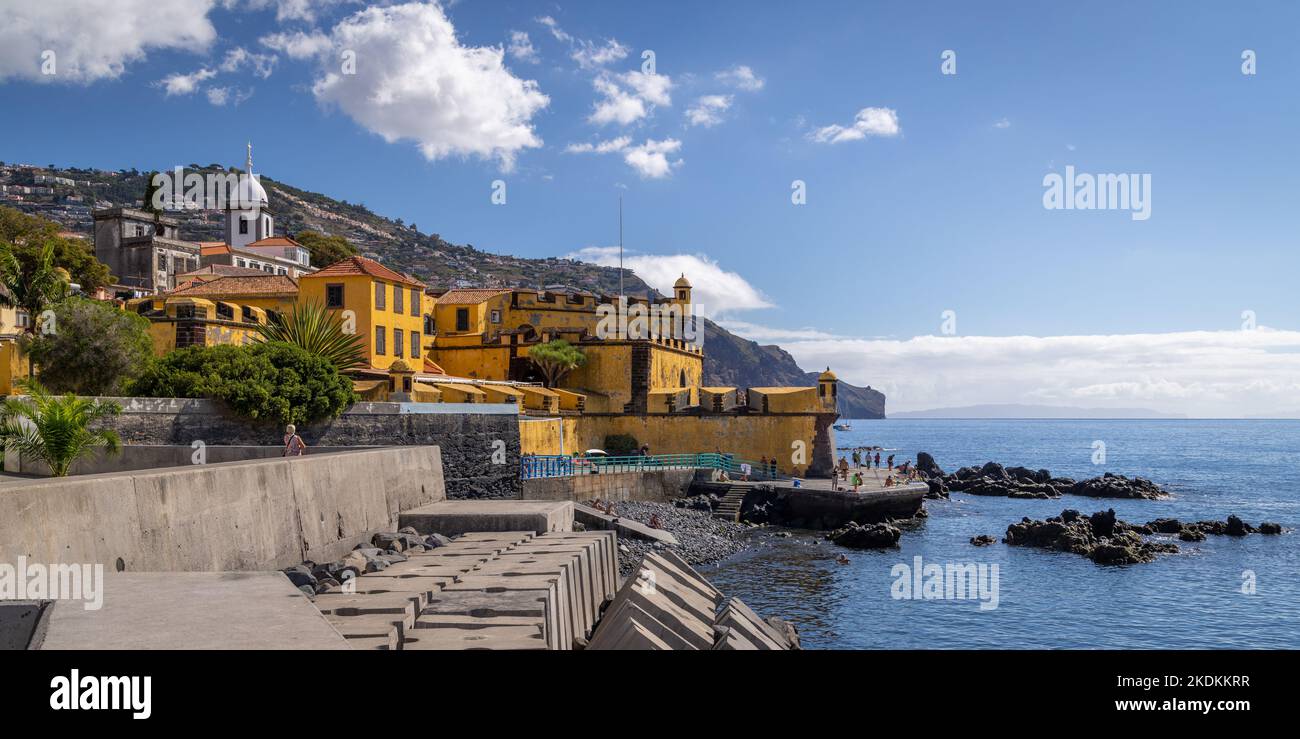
[[833, 422, 852, 431]]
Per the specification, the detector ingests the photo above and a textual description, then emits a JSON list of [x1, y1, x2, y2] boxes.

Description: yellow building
[[0, 301, 32, 396], [126, 274, 298, 354], [425, 277, 703, 413], [298, 256, 426, 371]]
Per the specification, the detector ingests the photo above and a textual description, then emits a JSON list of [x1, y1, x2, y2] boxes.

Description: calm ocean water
[[703, 419, 1300, 649]]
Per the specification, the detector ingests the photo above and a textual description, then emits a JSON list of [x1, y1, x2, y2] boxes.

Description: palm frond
[[255, 300, 367, 371]]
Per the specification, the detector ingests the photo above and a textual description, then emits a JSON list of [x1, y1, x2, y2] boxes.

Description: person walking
[[887, 454, 895, 471], [283, 424, 307, 457], [852, 449, 861, 467], [874, 452, 881, 468]]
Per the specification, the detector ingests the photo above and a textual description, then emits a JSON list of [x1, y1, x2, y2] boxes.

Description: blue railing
[[519, 452, 786, 481]]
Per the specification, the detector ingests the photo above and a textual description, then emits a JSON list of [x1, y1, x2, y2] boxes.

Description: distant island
[[889, 404, 1187, 419]]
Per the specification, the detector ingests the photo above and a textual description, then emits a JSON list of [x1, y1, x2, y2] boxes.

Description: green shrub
[[129, 341, 357, 426], [24, 296, 154, 395]]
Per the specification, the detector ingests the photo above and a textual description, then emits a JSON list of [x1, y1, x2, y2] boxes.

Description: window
[[410, 331, 420, 358], [216, 303, 234, 321], [375, 325, 386, 355], [455, 308, 470, 332], [238, 218, 248, 235], [325, 284, 344, 308], [490, 309, 502, 324], [410, 288, 420, 316], [242, 306, 256, 323], [374, 281, 386, 310], [393, 329, 404, 358], [394, 284, 404, 314], [424, 315, 434, 334]]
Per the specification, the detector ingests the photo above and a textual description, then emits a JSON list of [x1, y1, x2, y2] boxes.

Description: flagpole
[[618, 194, 624, 300]]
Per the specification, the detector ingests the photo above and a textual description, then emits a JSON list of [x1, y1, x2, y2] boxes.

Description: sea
[[703, 419, 1300, 649]]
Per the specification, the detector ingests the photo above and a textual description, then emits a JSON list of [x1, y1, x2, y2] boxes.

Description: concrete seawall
[[74, 397, 520, 499], [0, 447, 445, 572], [520, 468, 698, 502]]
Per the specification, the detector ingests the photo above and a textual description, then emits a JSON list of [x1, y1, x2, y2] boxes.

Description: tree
[[0, 206, 114, 292], [23, 297, 154, 395], [294, 230, 358, 267], [141, 170, 162, 213], [129, 342, 357, 427], [0, 381, 121, 477], [255, 300, 366, 371], [528, 339, 586, 388], [0, 241, 67, 333]]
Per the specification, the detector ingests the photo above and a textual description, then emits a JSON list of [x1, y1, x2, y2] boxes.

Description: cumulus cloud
[[292, 2, 549, 171], [222, 0, 354, 23], [535, 15, 572, 44], [206, 86, 252, 106], [565, 247, 773, 317], [220, 47, 277, 77], [588, 70, 672, 126], [809, 106, 901, 143], [563, 136, 681, 178], [260, 30, 333, 59], [158, 68, 218, 96], [745, 328, 1300, 417], [572, 38, 630, 69], [994, 117, 1011, 129], [0, 0, 217, 83], [715, 64, 764, 91], [507, 31, 539, 64], [686, 94, 733, 127]]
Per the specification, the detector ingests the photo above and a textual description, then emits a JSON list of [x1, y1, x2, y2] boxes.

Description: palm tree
[[0, 241, 67, 334], [254, 300, 366, 371], [0, 381, 121, 477]]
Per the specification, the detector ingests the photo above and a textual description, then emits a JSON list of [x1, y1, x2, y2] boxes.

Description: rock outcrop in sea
[[1001, 509, 1285, 565], [915, 457, 1171, 500]]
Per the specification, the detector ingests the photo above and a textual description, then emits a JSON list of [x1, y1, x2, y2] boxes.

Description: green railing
[[520, 452, 786, 481]]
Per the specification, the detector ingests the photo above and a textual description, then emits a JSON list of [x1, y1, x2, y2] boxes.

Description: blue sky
[[2, 1, 1299, 415]]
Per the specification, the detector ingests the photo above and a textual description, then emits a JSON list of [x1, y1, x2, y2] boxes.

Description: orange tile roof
[[200, 243, 231, 256], [422, 357, 446, 375], [168, 275, 299, 298], [435, 288, 509, 305], [301, 255, 426, 288]]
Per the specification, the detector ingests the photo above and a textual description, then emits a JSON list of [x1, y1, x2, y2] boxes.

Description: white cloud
[[572, 38, 629, 69], [223, 0, 353, 23], [0, 0, 217, 83], [158, 68, 218, 96], [715, 320, 846, 342], [507, 31, 539, 64], [994, 117, 1011, 129], [299, 2, 549, 171], [565, 136, 632, 154], [589, 70, 673, 126], [260, 30, 333, 59], [220, 47, 277, 78], [715, 65, 764, 91], [206, 86, 252, 106], [563, 136, 681, 178], [809, 106, 901, 144], [535, 16, 572, 44], [623, 138, 682, 178], [565, 247, 773, 317], [758, 328, 1300, 417], [686, 94, 733, 127]]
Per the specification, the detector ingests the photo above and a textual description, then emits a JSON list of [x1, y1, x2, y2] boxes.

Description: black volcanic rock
[[828, 522, 901, 549], [934, 459, 1170, 500], [1003, 509, 1178, 565]]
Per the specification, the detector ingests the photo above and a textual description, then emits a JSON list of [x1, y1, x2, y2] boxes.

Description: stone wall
[[521, 468, 698, 502], [83, 398, 521, 499], [0, 447, 445, 572]]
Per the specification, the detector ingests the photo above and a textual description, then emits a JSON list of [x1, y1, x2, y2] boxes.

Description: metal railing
[[519, 452, 787, 481]]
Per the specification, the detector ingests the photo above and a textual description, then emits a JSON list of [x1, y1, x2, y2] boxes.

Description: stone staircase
[[712, 486, 748, 522]]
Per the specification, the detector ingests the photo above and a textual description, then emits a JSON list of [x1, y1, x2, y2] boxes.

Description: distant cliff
[[703, 319, 885, 418]]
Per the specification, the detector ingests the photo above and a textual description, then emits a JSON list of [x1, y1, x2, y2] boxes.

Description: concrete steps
[[712, 487, 748, 521]]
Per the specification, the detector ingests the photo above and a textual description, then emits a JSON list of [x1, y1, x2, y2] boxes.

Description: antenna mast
[[618, 194, 624, 300]]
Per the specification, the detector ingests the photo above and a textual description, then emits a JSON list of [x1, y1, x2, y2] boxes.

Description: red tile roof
[[168, 275, 299, 298], [435, 288, 509, 305], [301, 255, 426, 288]]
